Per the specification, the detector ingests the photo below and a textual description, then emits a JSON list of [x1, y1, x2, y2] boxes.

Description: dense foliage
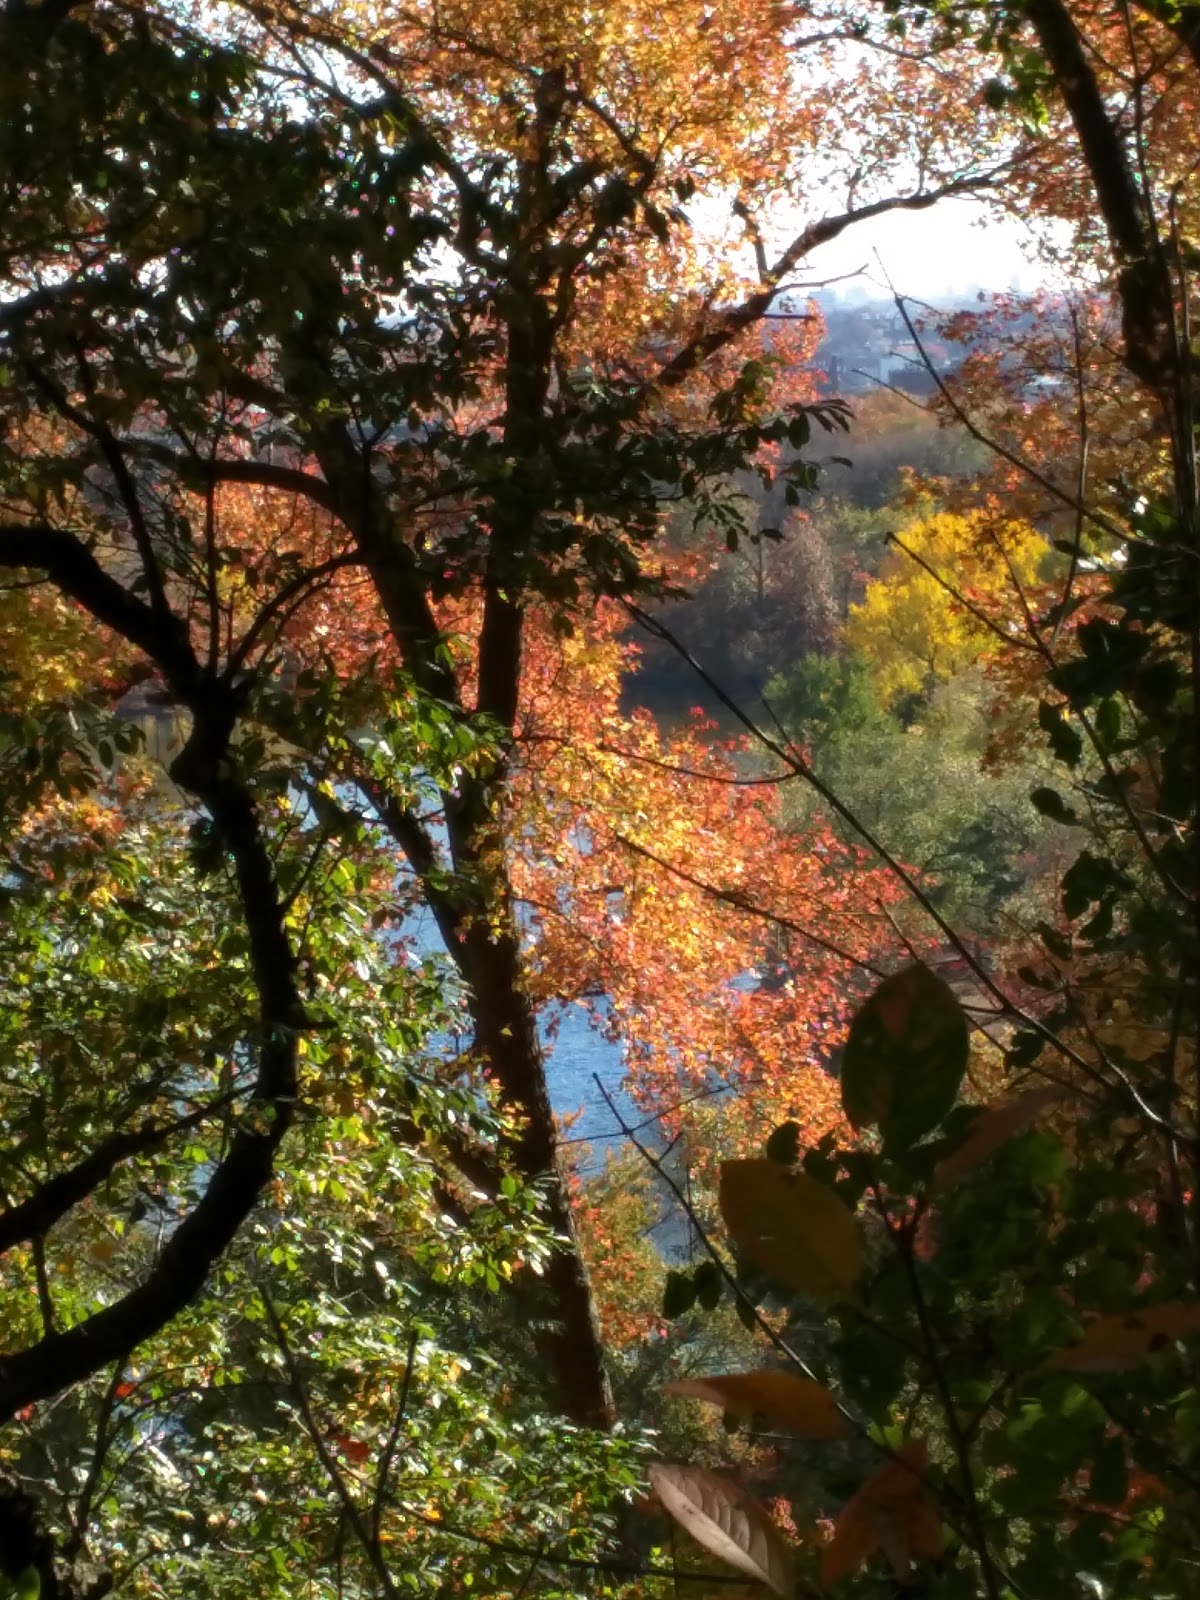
[[0, 0, 1197, 1598]]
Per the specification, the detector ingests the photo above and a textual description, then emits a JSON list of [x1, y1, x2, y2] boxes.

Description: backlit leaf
[[820, 1442, 942, 1586], [841, 964, 969, 1151], [719, 1159, 862, 1300], [650, 1464, 793, 1595], [1043, 1306, 1200, 1373], [666, 1372, 851, 1438], [933, 1088, 1064, 1190]]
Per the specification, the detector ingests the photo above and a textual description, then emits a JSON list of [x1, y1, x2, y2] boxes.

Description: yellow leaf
[[719, 1159, 861, 1301], [1042, 1305, 1200, 1373]]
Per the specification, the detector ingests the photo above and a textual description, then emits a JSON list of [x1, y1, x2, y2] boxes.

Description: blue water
[[403, 903, 636, 1171], [544, 1002, 640, 1165]]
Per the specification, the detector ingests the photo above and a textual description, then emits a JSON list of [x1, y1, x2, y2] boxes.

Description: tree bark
[[1023, 0, 1179, 391]]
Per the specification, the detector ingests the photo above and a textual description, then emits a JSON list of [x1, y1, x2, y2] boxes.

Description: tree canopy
[[1, 0, 1198, 1597]]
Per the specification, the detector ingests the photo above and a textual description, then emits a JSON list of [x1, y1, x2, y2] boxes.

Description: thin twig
[[591, 1075, 839, 1392], [620, 601, 1192, 1139], [371, 1329, 420, 1542], [1050, 300, 1092, 646], [66, 1359, 130, 1560], [890, 1217, 1003, 1600], [611, 829, 887, 978], [260, 1289, 398, 1600], [31, 1236, 54, 1337]]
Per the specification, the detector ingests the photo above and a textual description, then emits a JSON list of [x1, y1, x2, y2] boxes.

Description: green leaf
[[718, 1159, 861, 1300], [1038, 700, 1083, 767], [840, 964, 969, 1152], [1088, 1435, 1128, 1506], [1036, 922, 1072, 962], [1005, 1029, 1045, 1068], [693, 1259, 723, 1311], [1092, 696, 1121, 753], [835, 1325, 908, 1414]]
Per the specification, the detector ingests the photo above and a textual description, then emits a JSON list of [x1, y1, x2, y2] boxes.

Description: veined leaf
[[650, 1464, 793, 1595], [719, 1159, 861, 1301], [820, 1442, 942, 1586], [666, 1372, 852, 1439]]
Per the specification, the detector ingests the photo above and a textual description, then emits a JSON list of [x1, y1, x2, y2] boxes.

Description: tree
[[841, 508, 1049, 706], [639, 7, 1200, 1597], [0, 0, 1015, 1583], [770, 660, 1070, 929]]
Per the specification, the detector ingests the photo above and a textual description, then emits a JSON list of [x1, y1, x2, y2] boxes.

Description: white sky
[[791, 194, 1070, 302]]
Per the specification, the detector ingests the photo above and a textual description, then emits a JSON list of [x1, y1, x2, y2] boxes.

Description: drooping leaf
[[1042, 1306, 1200, 1373], [649, 1464, 793, 1595], [820, 1442, 943, 1586], [719, 1159, 862, 1301], [1087, 1435, 1128, 1506], [693, 1259, 724, 1311], [1038, 699, 1083, 767], [1030, 786, 1081, 825], [933, 1088, 1064, 1191], [666, 1372, 852, 1439], [841, 964, 969, 1152]]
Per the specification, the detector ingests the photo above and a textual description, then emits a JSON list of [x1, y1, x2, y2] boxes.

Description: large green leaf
[[841, 964, 969, 1152]]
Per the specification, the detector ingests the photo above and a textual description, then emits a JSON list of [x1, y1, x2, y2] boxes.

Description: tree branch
[[0, 1097, 237, 1257]]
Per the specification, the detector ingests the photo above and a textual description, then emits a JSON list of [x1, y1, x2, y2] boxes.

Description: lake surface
[[544, 1002, 639, 1166]]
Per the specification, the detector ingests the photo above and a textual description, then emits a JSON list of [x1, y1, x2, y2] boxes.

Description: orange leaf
[[666, 1372, 851, 1439], [933, 1087, 1063, 1190], [331, 1434, 372, 1464], [1042, 1305, 1200, 1373], [820, 1443, 943, 1586]]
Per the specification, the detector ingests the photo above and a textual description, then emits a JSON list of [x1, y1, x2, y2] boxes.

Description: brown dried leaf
[[820, 1442, 943, 1587]]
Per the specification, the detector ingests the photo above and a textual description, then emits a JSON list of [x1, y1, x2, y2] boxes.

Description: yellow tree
[[842, 508, 1049, 704]]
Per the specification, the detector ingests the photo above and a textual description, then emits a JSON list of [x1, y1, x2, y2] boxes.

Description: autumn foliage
[[1, 0, 1200, 1596]]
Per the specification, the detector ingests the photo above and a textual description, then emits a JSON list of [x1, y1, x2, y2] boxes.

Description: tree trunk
[[460, 916, 615, 1428]]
